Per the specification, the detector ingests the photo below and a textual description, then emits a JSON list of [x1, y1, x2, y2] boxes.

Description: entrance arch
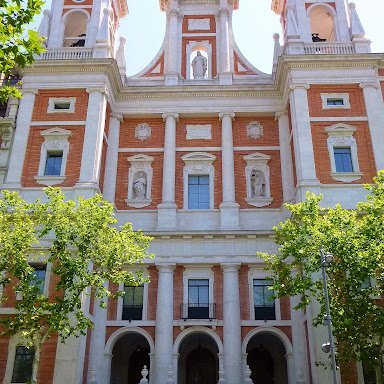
[[243, 328, 293, 384], [105, 328, 154, 384], [174, 327, 223, 384]]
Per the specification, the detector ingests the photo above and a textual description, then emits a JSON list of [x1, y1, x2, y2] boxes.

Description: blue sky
[[31, 0, 384, 76]]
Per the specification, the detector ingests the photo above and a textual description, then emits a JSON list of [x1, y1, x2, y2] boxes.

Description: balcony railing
[[40, 48, 93, 60], [122, 305, 143, 321], [254, 305, 276, 320], [303, 42, 355, 55], [180, 303, 216, 320]]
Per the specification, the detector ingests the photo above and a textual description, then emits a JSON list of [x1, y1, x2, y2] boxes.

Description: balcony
[[180, 303, 216, 320], [122, 305, 143, 321], [39, 48, 93, 60], [303, 42, 355, 55]]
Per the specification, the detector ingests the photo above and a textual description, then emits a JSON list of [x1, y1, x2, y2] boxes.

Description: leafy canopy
[[0, 0, 45, 102], [0, 188, 152, 359], [260, 171, 384, 368]]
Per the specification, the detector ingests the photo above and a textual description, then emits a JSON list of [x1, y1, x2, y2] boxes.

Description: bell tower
[[38, 0, 128, 59], [271, 0, 370, 54]]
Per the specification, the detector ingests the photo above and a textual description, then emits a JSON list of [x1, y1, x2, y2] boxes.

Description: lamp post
[[320, 248, 339, 384]]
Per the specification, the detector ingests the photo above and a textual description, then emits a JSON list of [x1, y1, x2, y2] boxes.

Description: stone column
[[103, 113, 123, 203], [154, 264, 175, 384], [222, 263, 242, 384], [360, 82, 384, 171], [218, 6, 232, 84], [286, 352, 297, 384], [219, 112, 239, 230], [290, 295, 308, 384], [165, 6, 180, 85], [276, 111, 295, 202], [47, 0, 64, 48], [88, 289, 108, 384], [76, 87, 107, 197], [157, 113, 178, 230], [289, 84, 320, 198], [3, 88, 37, 189]]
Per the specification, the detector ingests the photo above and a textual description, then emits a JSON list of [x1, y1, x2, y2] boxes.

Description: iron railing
[[180, 303, 216, 320], [254, 305, 276, 320], [122, 305, 143, 321]]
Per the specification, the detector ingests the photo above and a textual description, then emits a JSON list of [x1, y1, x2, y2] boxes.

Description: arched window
[[63, 11, 88, 47], [308, 4, 337, 42]]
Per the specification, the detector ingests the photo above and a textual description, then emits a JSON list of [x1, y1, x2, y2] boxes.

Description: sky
[[31, 0, 384, 76]]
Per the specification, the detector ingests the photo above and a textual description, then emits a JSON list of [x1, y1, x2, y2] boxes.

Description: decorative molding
[[135, 123, 152, 141], [218, 112, 235, 121], [246, 121, 264, 140], [162, 112, 179, 121], [125, 154, 154, 208], [244, 153, 273, 207], [186, 124, 212, 140], [110, 113, 123, 122], [289, 83, 310, 91], [359, 82, 380, 90], [86, 86, 108, 95]]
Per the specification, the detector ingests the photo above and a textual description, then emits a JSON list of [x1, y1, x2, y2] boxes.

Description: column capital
[[221, 263, 241, 272], [168, 7, 179, 18], [359, 81, 380, 90], [219, 112, 235, 121], [289, 83, 310, 91], [86, 86, 108, 95], [110, 112, 123, 122], [156, 263, 176, 273], [21, 88, 39, 96], [219, 7, 230, 17], [162, 112, 179, 122], [275, 109, 288, 120]]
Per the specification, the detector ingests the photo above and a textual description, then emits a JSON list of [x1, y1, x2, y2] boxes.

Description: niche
[[308, 4, 337, 42], [63, 11, 88, 47]]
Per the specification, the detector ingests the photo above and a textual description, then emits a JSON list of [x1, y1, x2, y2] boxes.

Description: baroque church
[[0, 0, 383, 383]]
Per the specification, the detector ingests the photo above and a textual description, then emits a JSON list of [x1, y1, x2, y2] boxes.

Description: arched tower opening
[[63, 11, 89, 48], [308, 4, 337, 42]]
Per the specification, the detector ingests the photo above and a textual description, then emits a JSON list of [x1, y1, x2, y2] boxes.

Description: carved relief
[[126, 154, 154, 208], [246, 121, 263, 139], [244, 153, 273, 207], [135, 123, 151, 141]]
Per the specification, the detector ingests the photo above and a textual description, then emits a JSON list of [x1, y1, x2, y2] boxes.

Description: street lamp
[[320, 248, 339, 384]]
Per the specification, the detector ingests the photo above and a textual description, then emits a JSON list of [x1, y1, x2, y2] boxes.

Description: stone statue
[[191, 51, 207, 80], [251, 170, 265, 198], [133, 177, 146, 199]]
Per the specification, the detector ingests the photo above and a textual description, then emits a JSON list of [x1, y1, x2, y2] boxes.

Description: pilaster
[[218, 6, 232, 85], [165, 6, 181, 86]]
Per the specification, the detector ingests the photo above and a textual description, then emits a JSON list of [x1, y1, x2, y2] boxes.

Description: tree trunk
[[31, 343, 41, 384]]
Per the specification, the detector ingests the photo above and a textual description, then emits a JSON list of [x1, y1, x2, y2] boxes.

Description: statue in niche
[[251, 170, 265, 198], [191, 51, 207, 80], [133, 176, 147, 199]]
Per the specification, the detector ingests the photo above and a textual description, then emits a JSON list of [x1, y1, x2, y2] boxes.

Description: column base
[[0, 182, 22, 191], [164, 74, 180, 86], [218, 72, 233, 85], [74, 182, 101, 199], [157, 202, 177, 230], [219, 201, 240, 230]]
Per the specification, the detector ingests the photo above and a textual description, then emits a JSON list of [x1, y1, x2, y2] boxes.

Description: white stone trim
[[186, 124, 212, 140], [30, 121, 86, 126], [182, 266, 214, 319], [248, 267, 281, 321], [35, 127, 71, 186], [47, 97, 76, 114], [321, 93, 351, 110], [244, 152, 273, 207], [187, 18, 211, 31], [182, 152, 216, 210], [325, 123, 362, 183], [125, 154, 154, 208]]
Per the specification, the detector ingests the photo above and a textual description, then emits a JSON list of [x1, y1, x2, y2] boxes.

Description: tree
[[0, 0, 45, 103], [260, 171, 384, 381], [0, 188, 152, 384]]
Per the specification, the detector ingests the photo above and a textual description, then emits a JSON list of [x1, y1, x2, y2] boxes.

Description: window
[[188, 175, 210, 209], [321, 93, 350, 109], [333, 147, 353, 173], [327, 98, 344, 106], [11, 346, 34, 383], [47, 98, 76, 113], [30, 265, 46, 295], [122, 285, 144, 320], [44, 151, 63, 176], [253, 279, 275, 320], [188, 279, 209, 319], [53, 101, 71, 110]]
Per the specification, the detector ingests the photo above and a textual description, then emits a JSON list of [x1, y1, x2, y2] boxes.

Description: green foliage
[[259, 171, 384, 368], [0, 188, 152, 381], [0, 0, 45, 102]]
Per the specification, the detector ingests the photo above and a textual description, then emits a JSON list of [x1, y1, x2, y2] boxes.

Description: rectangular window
[[53, 101, 71, 110], [11, 346, 34, 383], [188, 279, 209, 319], [334, 147, 353, 173], [30, 265, 46, 295], [122, 285, 144, 320], [253, 279, 276, 320], [44, 152, 63, 176], [188, 175, 210, 210], [327, 98, 344, 106]]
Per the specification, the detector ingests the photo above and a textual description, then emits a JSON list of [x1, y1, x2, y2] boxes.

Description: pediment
[[40, 127, 72, 139], [181, 152, 216, 163], [243, 152, 271, 162], [127, 154, 155, 163], [325, 123, 356, 136]]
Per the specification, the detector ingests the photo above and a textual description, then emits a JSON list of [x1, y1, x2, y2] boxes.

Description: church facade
[[0, 0, 383, 383]]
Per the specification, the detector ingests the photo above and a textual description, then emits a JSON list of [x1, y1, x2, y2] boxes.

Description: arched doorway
[[246, 333, 288, 384], [178, 332, 219, 384], [110, 333, 150, 384]]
